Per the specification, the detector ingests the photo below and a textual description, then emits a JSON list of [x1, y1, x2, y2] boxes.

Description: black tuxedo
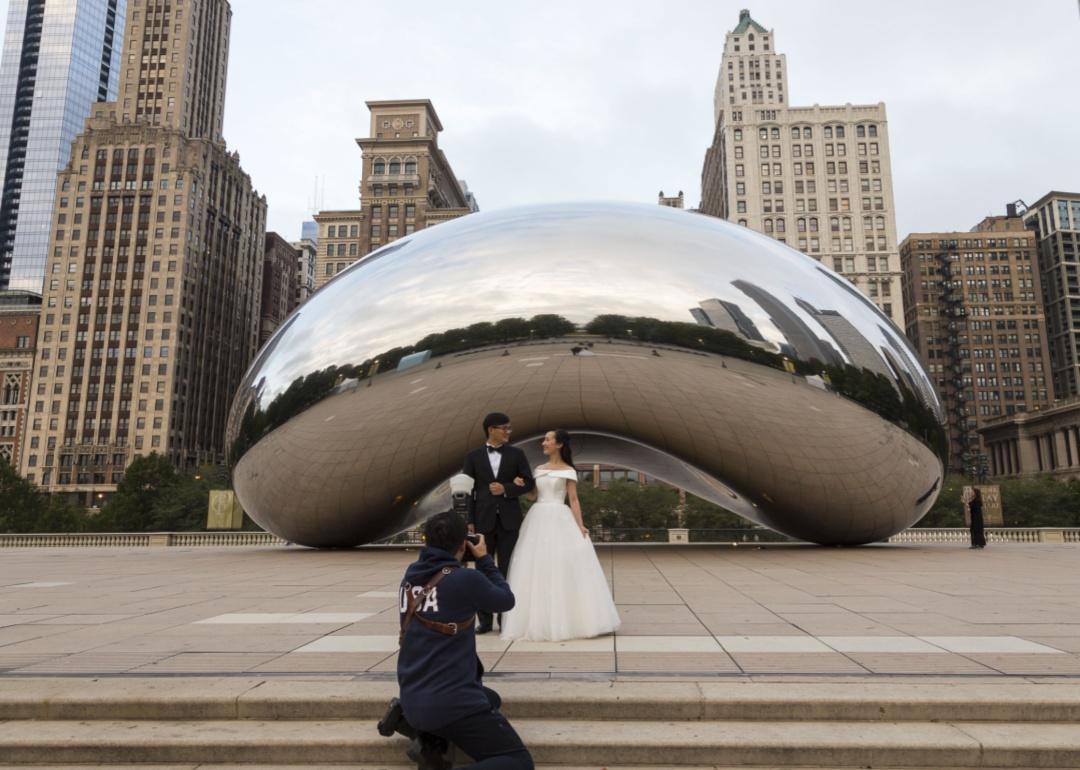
[[463, 444, 535, 629]]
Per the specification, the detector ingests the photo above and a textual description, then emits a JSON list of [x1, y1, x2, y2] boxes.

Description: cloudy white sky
[[7, 1, 1080, 239]]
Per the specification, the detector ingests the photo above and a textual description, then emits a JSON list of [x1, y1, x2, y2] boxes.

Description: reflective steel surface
[[227, 203, 945, 547]]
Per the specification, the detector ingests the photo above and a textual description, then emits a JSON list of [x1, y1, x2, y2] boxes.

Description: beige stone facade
[[312, 210, 362, 291], [979, 398, 1080, 481], [1023, 192, 1080, 398], [314, 100, 474, 286], [0, 293, 40, 468], [700, 10, 903, 327], [18, 0, 266, 503], [900, 213, 1052, 472], [658, 191, 684, 209]]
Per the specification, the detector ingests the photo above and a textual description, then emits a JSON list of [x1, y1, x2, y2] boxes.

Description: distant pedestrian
[[968, 488, 986, 549]]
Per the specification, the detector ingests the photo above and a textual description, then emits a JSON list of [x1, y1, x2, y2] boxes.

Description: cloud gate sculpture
[[227, 202, 946, 547]]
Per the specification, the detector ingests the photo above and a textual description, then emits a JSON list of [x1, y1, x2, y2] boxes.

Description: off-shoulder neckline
[[536, 465, 577, 477]]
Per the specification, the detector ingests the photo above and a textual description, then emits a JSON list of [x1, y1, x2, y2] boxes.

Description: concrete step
[[2, 718, 1080, 767], [4, 677, 1080, 723], [7, 767, 1080, 770]]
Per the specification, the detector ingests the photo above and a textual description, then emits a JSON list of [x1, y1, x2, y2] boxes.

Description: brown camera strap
[[399, 566, 476, 645]]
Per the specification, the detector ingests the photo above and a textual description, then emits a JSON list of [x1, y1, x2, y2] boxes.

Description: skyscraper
[[19, 0, 266, 503], [899, 210, 1052, 472], [0, 0, 127, 292], [315, 99, 475, 287], [1023, 192, 1080, 398], [700, 9, 903, 327], [260, 232, 297, 346]]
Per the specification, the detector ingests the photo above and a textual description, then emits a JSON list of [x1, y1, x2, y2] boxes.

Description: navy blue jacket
[[397, 546, 515, 731]]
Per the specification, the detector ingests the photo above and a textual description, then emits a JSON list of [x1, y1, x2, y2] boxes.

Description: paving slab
[[2, 544, 1080, 677]]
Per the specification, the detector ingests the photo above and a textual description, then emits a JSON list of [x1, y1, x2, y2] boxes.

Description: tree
[[529, 314, 576, 338], [0, 458, 90, 533], [683, 493, 754, 530], [96, 455, 236, 532], [0, 457, 46, 532], [95, 453, 180, 531], [916, 474, 966, 527], [576, 479, 679, 530]]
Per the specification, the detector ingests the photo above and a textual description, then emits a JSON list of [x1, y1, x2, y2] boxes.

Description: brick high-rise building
[[259, 232, 297, 346], [1023, 192, 1080, 398], [0, 0, 127, 292], [314, 100, 474, 286], [700, 9, 903, 327], [900, 210, 1052, 473], [19, 0, 266, 503], [0, 290, 40, 468]]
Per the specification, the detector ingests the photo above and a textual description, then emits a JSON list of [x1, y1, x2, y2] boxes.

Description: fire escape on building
[[936, 244, 988, 479]]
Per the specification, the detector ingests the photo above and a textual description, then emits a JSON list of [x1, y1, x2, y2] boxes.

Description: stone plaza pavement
[[2, 543, 1080, 679]]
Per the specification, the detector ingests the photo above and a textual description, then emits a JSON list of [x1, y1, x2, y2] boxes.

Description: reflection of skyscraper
[[794, 297, 894, 384], [732, 281, 842, 365], [879, 325, 940, 417], [692, 298, 766, 343]]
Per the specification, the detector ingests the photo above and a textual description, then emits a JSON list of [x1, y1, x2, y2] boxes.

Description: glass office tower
[[0, 0, 125, 292]]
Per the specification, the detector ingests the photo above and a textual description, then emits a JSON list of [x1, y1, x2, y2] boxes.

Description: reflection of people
[[968, 487, 986, 549], [500, 430, 621, 642], [394, 512, 534, 770], [462, 412, 535, 634]]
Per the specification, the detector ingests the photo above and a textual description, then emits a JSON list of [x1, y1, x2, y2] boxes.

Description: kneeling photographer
[[387, 508, 534, 770]]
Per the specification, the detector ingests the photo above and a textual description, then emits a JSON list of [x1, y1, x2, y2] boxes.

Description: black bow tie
[[487, 445, 504, 454]]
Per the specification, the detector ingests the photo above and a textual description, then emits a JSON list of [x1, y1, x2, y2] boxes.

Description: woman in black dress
[[968, 488, 986, 549]]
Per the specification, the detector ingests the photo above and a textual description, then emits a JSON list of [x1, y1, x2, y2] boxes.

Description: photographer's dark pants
[[478, 516, 518, 629], [431, 706, 533, 770]]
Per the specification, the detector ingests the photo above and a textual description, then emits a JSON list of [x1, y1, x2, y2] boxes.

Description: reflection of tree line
[[229, 313, 946, 465]]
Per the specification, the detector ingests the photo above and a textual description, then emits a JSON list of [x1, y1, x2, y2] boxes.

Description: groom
[[462, 412, 535, 634]]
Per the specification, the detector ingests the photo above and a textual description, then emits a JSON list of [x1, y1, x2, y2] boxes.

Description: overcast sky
[[6, 1, 1080, 238]]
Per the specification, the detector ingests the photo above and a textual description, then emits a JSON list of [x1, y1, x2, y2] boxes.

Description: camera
[[465, 533, 481, 545]]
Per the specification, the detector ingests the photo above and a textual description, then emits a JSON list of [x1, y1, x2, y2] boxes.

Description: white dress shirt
[[486, 444, 503, 478]]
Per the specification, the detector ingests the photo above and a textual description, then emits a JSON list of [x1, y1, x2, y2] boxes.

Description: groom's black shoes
[[476, 622, 493, 635]]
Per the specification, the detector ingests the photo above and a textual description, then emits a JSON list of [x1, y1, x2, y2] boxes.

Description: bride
[[500, 430, 621, 641]]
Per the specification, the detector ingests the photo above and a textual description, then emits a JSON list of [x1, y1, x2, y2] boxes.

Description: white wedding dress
[[500, 467, 621, 641]]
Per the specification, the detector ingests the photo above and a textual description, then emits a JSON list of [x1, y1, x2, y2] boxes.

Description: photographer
[[393, 510, 534, 770]]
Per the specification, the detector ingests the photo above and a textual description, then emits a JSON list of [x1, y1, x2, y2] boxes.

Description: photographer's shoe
[[406, 733, 452, 770], [376, 697, 415, 738]]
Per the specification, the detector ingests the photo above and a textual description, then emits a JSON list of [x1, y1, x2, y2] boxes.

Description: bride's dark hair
[[552, 429, 576, 469]]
